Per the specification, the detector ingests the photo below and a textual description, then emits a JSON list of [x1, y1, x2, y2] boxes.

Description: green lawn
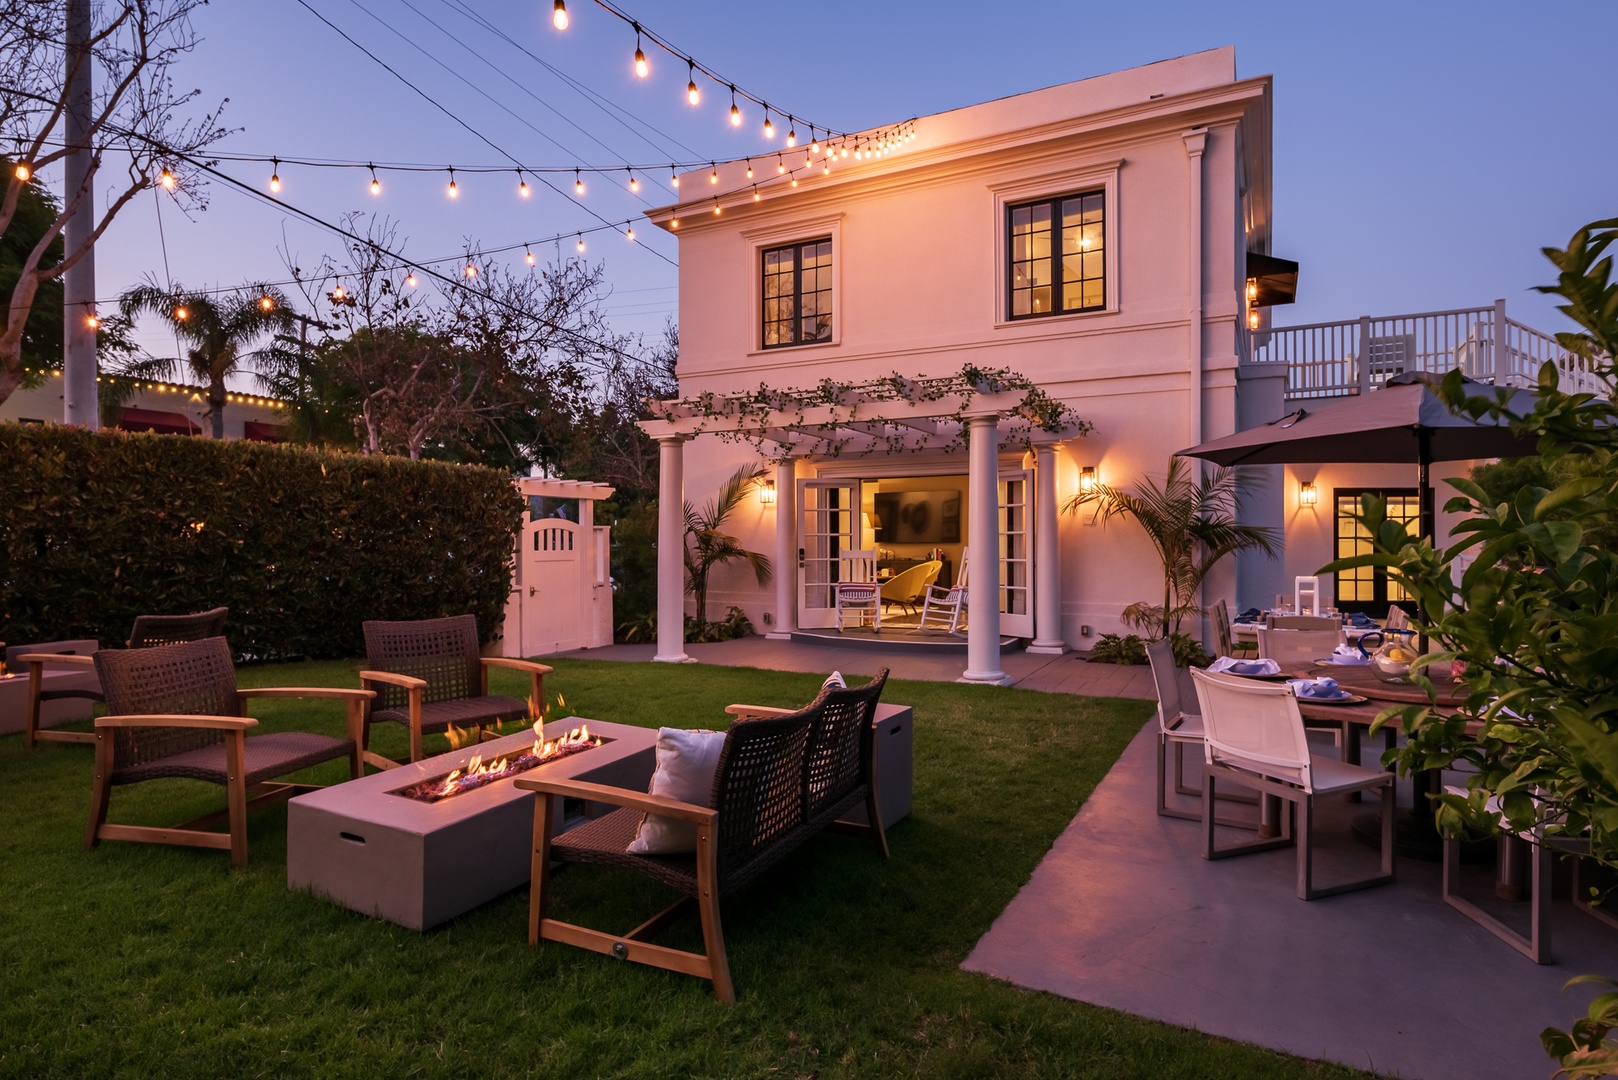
[[0, 659, 1368, 1079]]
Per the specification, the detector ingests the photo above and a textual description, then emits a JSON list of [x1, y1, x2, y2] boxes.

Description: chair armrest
[[94, 714, 258, 731], [724, 704, 796, 720], [513, 776, 716, 825], [237, 687, 377, 701], [17, 652, 96, 667], [480, 657, 554, 676], [359, 670, 429, 691]]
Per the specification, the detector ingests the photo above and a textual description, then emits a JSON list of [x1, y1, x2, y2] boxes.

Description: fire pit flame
[[394, 722, 606, 804]]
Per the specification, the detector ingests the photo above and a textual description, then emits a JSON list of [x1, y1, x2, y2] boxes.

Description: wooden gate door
[[520, 518, 585, 655]]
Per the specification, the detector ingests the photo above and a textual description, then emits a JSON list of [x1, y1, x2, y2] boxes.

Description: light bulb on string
[[786, 119, 797, 148], [632, 25, 648, 78], [525, 246, 535, 266], [447, 167, 458, 197], [729, 85, 740, 126], [369, 164, 381, 196], [330, 286, 344, 302], [686, 61, 700, 105], [713, 197, 721, 216], [745, 158, 754, 179], [790, 176, 798, 188], [406, 271, 418, 288], [159, 166, 176, 190], [670, 166, 679, 188], [777, 155, 785, 174], [803, 151, 812, 168], [626, 226, 636, 241], [259, 296, 275, 311], [175, 304, 190, 320], [464, 262, 477, 278], [627, 169, 639, 193], [86, 312, 99, 329], [763, 109, 774, 140], [14, 163, 30, 181], [752, 185, 760, 202], [518, 171, 530, 197], [551, 0, 568, 30], [574, 168, 584, 196], [810, 128, 819, 154], [670, 217, 679, 229], [840, 145, 849, 159], [576, 234, 585, 253], [709, 163, 718, 185]]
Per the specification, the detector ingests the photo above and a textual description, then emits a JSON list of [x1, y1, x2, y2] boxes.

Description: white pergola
[[639, 386, 1082, 684]]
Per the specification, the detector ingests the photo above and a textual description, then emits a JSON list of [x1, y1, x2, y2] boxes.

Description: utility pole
[[62, 0, 97, 427]]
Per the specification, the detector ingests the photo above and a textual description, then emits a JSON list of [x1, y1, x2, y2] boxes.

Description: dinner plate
[[1316, 657, 1370, 666], [1228, 671, 1291, 681], [1294, 692, 1368, 705]]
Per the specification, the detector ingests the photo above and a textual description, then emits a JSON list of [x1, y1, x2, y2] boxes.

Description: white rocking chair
[[834, 549, 881, 631], [918, 548, 969, 635]]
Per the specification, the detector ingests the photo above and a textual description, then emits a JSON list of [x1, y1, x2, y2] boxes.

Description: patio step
[[788, 628, 1022, 654]]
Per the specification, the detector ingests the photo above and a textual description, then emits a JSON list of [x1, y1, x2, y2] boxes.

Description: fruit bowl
[[1371, 647, 1418, 684]]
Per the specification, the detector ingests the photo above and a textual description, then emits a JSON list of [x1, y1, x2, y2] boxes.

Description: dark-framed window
[[1334, 487, 1420, 614], [1007, 190, 1105, 320], [762, 238, 832, 348]]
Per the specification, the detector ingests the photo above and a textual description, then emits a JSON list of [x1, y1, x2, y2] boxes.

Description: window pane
[[1031, 285, 1050, 313], [1012, 291, 1030, 317]]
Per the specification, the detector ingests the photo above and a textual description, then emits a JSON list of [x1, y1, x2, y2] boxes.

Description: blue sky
[[91, 0, 1617, 368]]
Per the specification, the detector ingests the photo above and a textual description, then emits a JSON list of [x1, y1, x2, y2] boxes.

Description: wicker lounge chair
[[20, 607, 231, 749], [360, 614, 553, 767], [86, 636, 370, 868], [518, 669, 891, 1001]]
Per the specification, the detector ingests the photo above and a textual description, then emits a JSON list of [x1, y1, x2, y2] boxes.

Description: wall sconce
[[1298, 480, 1318, 507], [759, 479, 776, 506], [1079, 466, 1097, 494]]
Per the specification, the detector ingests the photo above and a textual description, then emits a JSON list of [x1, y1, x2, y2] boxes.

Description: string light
[[269, 158, 281, 192], [331, 286, 344, 301], [786, 119, 797, 148], [713, 197, 721, 216], [464, 262, 478, 278], [406, 271, 417, 287], [669, 166, 679, 188], [752, 185, 760, 202], [447, 167, 458, 197], [518, 171, 530, 197], [85, 312, 99, 329], [627, 168, 639, 193], [574, 168, 585, 196], [670, 217, 679, 229], [174, 305, 189, 320], [632, 24, 648, 78], [369, 164, 381, 195], [745, 158, 753, 179], [551, 0, 568, 30], [763, 110, 774, 140], [686, 61, 699, 106], [777, 155, 785, 174], [729, 85, 740, 126], [159, 166, 176, 190], [576, 233, 585, 252], [810, 129, 820, 154], [626, 226, 635, 241], [789, 176, 798, 188], [259, 295, 275, 311], [525, 246, 535, 265], [14, 163, 29, 181], [709, 163, 718, 185]]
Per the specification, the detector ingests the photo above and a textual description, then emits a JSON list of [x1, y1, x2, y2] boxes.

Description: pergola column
[[1027, 442, 1067, 655], [961, 412, 1009, 685], [653, 435, 692, 663], [765, 457, 797, 640]]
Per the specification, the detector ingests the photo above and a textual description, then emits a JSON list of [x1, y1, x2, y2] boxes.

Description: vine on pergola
[[649, 364, 1092, 458]]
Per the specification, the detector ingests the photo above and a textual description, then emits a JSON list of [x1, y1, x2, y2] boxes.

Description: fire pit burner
[[391, 725, 607, 803]]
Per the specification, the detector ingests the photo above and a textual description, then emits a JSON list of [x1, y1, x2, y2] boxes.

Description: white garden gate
[[502, 478, 616, 657]]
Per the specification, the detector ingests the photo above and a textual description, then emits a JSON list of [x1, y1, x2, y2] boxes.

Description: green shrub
[[0, 424, 525, 659], [1087, 631, 1209, 667]]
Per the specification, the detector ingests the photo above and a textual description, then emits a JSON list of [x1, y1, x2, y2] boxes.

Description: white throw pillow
[[821, 671, 847, 694], [627, 727, 728, 855]]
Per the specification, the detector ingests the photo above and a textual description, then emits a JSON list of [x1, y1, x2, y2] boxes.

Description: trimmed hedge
[[0, 424, 525, 659]]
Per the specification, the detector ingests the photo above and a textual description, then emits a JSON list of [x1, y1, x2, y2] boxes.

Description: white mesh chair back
[[1190, 668, 1312, 789], [1385, 605, 1411, 631], [1256, 626, 1342, 666], [1146, 638, 1186, 734], [1295, 575, 1321, 616]]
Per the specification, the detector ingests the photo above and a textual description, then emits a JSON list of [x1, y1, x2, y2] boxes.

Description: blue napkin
[[1345, 613, 1376, 627], [1291, 677, 1344, 700], [1226, 660, 1274, 675]]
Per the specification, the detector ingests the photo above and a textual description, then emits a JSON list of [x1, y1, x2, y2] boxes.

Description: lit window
[[762, 238, 832, 348], [1007, 191, 1105, 320], [1334, 489, 1420, 613]]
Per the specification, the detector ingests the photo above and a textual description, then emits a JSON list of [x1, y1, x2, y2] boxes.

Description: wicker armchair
[[86, 637, 370, 867], [20, 607, 230, 750], [360, 615, 553, 768], [518, 670, 890, 1001]]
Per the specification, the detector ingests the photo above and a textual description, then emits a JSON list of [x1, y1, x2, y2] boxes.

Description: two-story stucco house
[[635, 46, 1585, 681]]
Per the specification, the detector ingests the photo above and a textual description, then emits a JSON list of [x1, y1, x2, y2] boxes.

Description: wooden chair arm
[[18, 652, 96, 667], [724, 704, 796, 720], [513, 776, 717, 825], [237, 687, 376, 701], [481, 657, 554, 676], [359, 670, 429, 691], [94, 714, 259, 731]]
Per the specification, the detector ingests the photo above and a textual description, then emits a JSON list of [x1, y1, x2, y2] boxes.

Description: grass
[[0, 658, 1370, 1079]]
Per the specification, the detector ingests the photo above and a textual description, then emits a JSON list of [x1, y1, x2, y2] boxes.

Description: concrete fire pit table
[[288, 717, 659, 930]]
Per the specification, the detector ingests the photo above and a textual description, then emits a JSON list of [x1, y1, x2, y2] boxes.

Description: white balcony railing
[[1250, 300, 1609, 400]]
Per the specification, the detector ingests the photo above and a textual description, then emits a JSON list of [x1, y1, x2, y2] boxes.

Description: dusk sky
[[84, 0, 1618, 374]]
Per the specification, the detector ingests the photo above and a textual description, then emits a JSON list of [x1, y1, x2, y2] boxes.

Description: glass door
[[797, 479, 857, 629], [998, 469, 1034, 637]]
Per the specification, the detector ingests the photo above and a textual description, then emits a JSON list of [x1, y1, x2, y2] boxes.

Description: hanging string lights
[[447, 167, 458, 197], [686, 61, 700, 106], [574, 168, 585, 196], [369, 164, 381, 195], [627, 168, 638, 193], [762, 109, 774, 140], [728, 85, 741, 127], [576, 233, 585, 252], [786, 120, 796, 148], [525, 245, 535, 265], [14, 162, 30, 181], [551, 0, 568, 31], [159, 166, 176, 190], [269, 158, 281, 192]]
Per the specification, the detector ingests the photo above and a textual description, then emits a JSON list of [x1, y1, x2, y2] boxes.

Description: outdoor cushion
[[821, 671, 847, 693], [110, 731, 351, 787], [369, 694, 528, 733], [628, 727, 728, 854]]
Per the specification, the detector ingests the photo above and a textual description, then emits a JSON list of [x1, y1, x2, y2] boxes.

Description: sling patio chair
[[1189, 668, 1396, 900], [520, 671, 891, 1002], [86, 636, 370, 868], [360, 614, 553, 767], [20, 606, 231, 750], [1146, 639, 1254, 825]]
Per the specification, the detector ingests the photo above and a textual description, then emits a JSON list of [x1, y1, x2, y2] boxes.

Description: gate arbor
[[502, 478, 616, 657]]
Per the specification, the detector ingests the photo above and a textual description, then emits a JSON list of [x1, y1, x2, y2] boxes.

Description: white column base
[[652, 652, 696, 664], [957, 669, 1014, 686], [763, 632, 794, 641], [1026, 641, 1068, 655]]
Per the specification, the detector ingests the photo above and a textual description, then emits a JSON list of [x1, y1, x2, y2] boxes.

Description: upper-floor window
[[1007, 191, 1105, 320], [763, 238, 832, 348]]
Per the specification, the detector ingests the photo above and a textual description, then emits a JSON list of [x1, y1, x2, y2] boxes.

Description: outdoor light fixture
[[1079, 466, 1097, 493], [1246, 279, 1259, 302], [552, 0, 568, 30], [1248, 310, 1261, 330], [686, 62, 700, 105], [1299, 480, 1318, 507], [759, 479, 776, 506]]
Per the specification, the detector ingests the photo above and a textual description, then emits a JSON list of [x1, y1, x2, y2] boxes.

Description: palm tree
[[118, 282, 294, 437], [684, 464, 773, 628], [1064, 456, 1279, 638]]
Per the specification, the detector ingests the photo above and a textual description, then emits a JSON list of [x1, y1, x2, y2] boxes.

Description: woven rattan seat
[[85, 637, 369, 868], [360, 615, 552, 767], [521, 669, 891, 1002]]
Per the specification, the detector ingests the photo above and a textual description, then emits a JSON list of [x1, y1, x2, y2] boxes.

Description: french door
[[997, 468, 1034, 637], [797, 479, 857, 629]]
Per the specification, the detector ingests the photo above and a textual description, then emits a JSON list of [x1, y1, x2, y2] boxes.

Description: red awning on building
[[118, 407, 201, 435], [243, 421, 288, 443]]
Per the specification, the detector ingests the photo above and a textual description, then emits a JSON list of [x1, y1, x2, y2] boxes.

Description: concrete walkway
[[553, 638, 1158, 699], [962, 721, 1618, 1080]]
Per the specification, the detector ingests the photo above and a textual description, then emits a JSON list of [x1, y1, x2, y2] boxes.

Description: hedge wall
[[0, 424, 526, 660]]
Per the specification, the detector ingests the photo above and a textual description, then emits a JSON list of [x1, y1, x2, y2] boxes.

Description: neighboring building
[[636, 47, 1584, 679], [0, 369, 290, 441]]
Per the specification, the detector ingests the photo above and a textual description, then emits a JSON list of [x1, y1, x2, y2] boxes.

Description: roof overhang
[[1246, 251, 1298, 306]]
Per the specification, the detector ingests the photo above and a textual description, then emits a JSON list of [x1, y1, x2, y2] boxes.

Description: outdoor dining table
[[1229, 617, 1382, 643]]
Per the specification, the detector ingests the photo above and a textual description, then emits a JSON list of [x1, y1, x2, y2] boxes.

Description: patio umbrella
[[1176, 372, 1538, 543]]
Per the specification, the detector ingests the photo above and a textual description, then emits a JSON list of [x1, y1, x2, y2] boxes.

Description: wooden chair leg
[[529, 792, 556, 947], [864, 785, 890, 860], [26, 661, 43, 750], [408, 688, 424, 763], [225, 731, 250, 868], [84, 730, 113, 849], [694, 823, 735, 1003], [345, 699, 366, 779]]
